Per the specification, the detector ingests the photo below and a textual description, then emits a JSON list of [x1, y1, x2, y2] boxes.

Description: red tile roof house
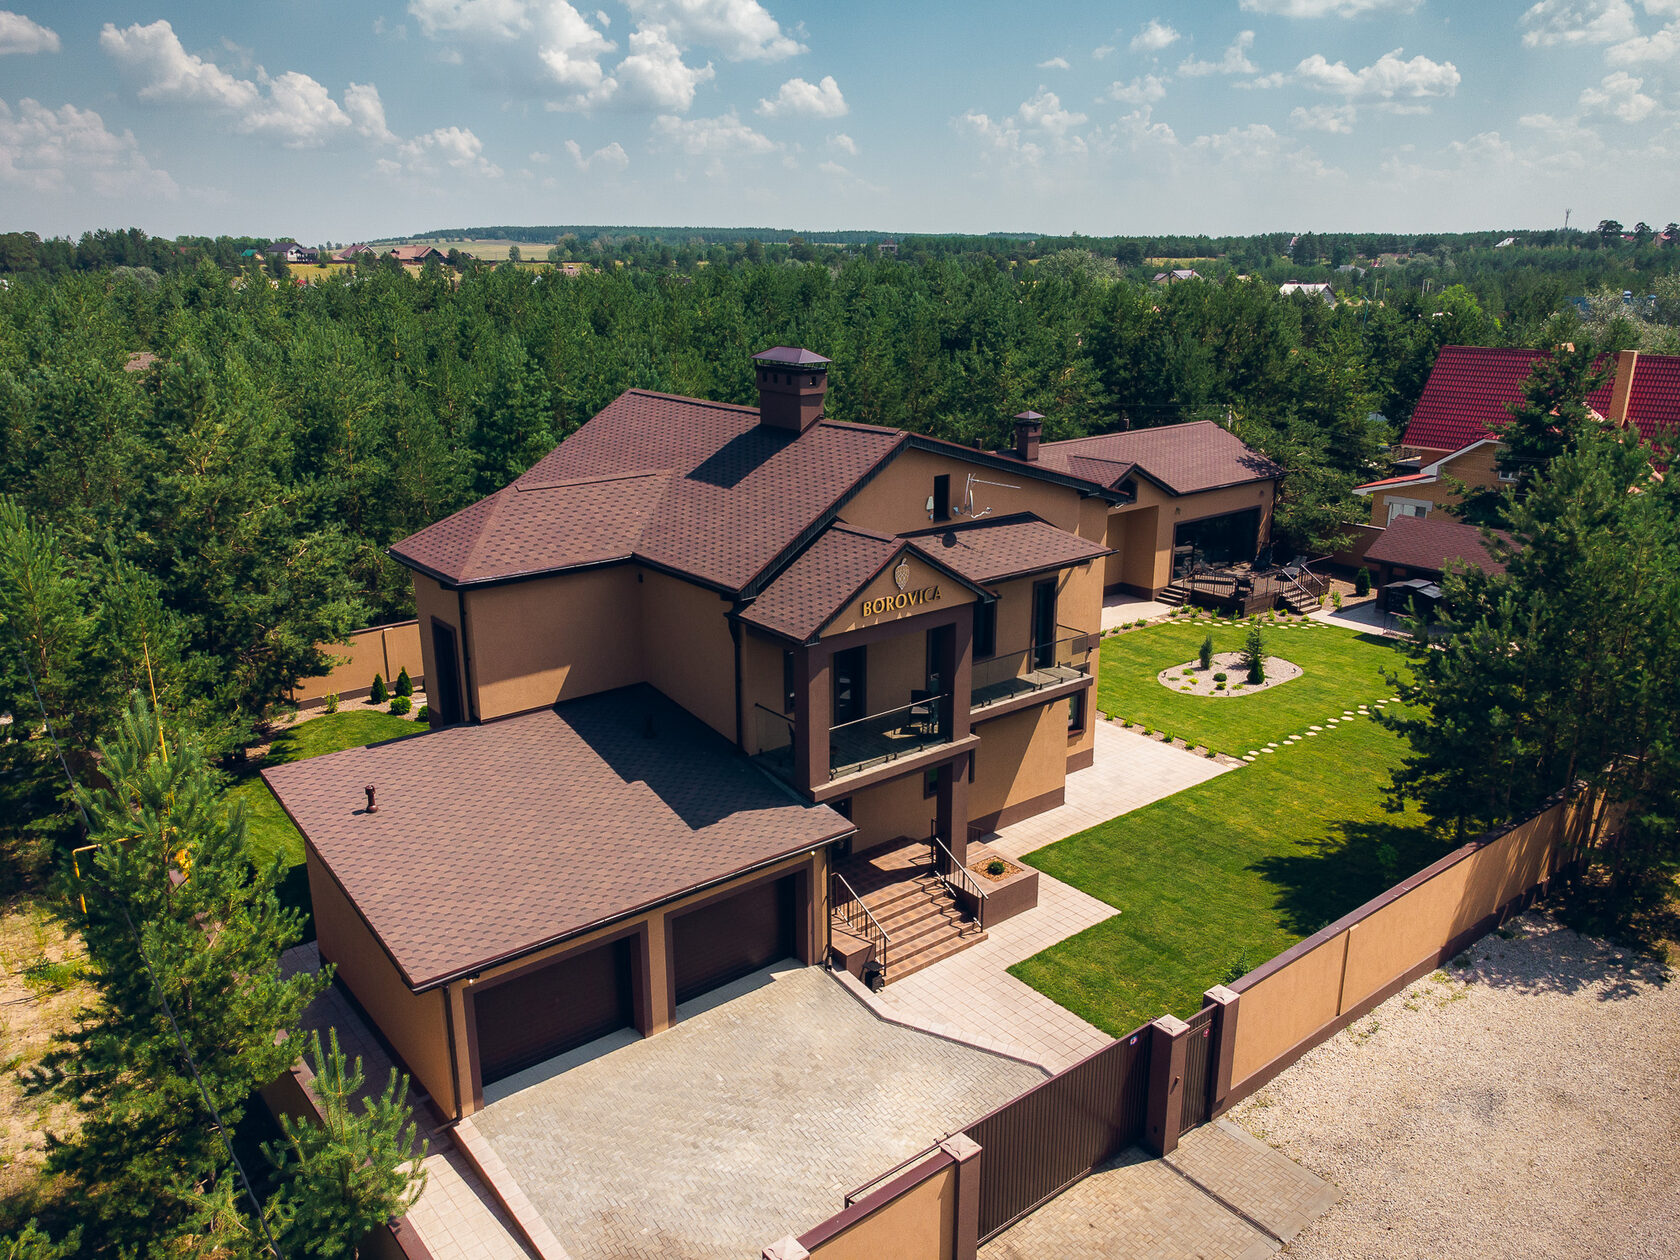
[[264, 348, 1281, 1118]]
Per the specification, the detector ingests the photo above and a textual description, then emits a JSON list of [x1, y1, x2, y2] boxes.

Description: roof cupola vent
[[1013, 411, 1044, 462], [753, 347, 831, 433]]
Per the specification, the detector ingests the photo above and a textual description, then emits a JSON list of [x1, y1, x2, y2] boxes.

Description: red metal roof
[[1363, 514, 1508, 577], [1622, 353, 1680, 455], [1033, 420, 1280, 495], [264, 686, 851, 990], [1400, 346, 1617, 453]]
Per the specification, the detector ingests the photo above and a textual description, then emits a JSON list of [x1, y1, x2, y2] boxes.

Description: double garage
[[472, 871, 803, 1090]]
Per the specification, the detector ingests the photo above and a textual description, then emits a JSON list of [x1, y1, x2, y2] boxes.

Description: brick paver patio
[[470, 963, 1042, 1260], [982, 1121, 1338, 1259]]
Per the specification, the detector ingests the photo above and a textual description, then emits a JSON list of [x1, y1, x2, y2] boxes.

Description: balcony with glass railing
[[969, 627, 1094, 712], [753, 692, 955, 786]]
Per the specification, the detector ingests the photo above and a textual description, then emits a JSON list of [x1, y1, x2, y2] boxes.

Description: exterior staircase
[[1279, 587, 1320, 615], [831, 840, 986, 985], [1158, 584, 1190, 607]]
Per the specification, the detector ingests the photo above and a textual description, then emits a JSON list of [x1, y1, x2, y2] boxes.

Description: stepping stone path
[[1309, 725, 1323, 731]]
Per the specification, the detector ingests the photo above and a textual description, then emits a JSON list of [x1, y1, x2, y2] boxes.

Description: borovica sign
[[861, 585, 941, 618]]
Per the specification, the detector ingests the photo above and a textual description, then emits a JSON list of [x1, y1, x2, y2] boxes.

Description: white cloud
[[1578, 69, 1658, 120], [818, 159, 849, 176], [1037, 56, 1070, 69], [614, 24, 714, 110], [565, 137, 629, 168], [757, 75, 848, 118], [407, 0, 532, 40], [1237, 71, 1288, 89], [957, 88, 1093, 166], [651, 109, 777, 156], [1179, 31, 1257, 76], [240, 71, 351, 146], [1296, 48, 1460, 98], [1291, 102, 1356, 132], [828, 131, 858, 155], [1606, 20, 1680, 63], [538, 3, 617, 100], [1191, 122, 1279, 157], [958, 110, 1042, 164], [0, 10, 58, 55], [1092, 44, 1115, 58], [597, 8, 611, 25], [1239, 0, 1420, 15], [1520, 0, 1638, 47], [1130, 20, 1180, 53], [100, 20, 260, 110], [1109, 75, 1168, 106], [399, 124, 502, 175], [625, 0, 803, 60], [1017, 87, 1087, 135], [0, 97, 176, 197], [344, 82, 398, 144]]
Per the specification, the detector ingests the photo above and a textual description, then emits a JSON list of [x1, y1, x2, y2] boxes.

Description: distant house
[[553, 261, 590, 277], [389, 245, 447, 265], [1495, 236, 1517, 248], [1152, 268, 1200, 285], [263, 241, 317, 264], [123, 351, 157, 374], [1363, 515, 1508, 613], [877, 238, 898, 255], [333, 243, 374, 262], [1279, 280, 1335, 304], [1354, 439, 1509, 527]]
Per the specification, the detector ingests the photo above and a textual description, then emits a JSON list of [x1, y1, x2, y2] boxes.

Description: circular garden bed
[[1156, 651, 1303, 697]]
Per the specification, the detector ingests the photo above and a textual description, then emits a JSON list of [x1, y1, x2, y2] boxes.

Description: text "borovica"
[[862, 586, 941, 618]]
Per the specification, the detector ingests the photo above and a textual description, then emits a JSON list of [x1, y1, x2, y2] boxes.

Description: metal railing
[[971, 627, 1094, 710], [843, 1135, 956, 1207], [828, 692, 951, 779], [928, 833, 987, 906], [830, 871, 890, 976]]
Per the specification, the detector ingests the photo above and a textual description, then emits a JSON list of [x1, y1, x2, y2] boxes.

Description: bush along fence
[[766, 789, 1604, 1260], [288, 619, 426, 708]]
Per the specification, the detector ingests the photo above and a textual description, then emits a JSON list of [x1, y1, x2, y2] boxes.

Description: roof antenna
[[959, 473, 1019, 520]]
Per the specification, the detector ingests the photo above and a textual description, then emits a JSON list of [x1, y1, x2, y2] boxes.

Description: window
[[832, 647, 867, 726], [1067, 690, 1086, 735], [781, 650, 795, 713], [1032, 579, 1058, 669], [932, 474, 951, 522], [1497, 466, 1517, 483], [1386, 499, 1431, 526], [923, 766, 940, 799], [973, 601, 997, 660]]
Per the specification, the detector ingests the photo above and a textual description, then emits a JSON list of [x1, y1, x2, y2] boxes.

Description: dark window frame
[[1067, 688, 1086, 735], [932, 474, 951, 522], [973, 601, 997, 661], [832, 645, 868, 726]]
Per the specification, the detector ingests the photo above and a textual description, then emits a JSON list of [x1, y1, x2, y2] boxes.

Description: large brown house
[[265, 349, 1280, 1118]]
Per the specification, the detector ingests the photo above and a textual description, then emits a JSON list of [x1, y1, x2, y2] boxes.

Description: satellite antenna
[[958, 473, 1018, 520]]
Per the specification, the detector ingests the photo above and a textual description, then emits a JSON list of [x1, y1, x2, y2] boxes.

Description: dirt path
[[1230, 913, 1679, 1260]]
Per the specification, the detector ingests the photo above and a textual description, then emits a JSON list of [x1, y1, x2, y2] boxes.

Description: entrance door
[[1031, 579, 1058, 669], [671, 876, 796, 1005], [430, 620, 463, 725], [832, 646, 867, 726], [473, 938, 635, 1087]]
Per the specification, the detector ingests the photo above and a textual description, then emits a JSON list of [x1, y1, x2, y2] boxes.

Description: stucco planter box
[[968, 845, 1039, 929]]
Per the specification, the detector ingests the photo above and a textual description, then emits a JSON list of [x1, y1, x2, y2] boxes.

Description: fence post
[[1144, 1014, 1190, 1156], [940, 1132, 982, 1260], [1202, 985, 1241, 1117]]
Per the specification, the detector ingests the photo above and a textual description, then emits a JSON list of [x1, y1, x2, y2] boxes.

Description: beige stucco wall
[[741, 630, 790, 756], [307, 856, 457, 1115], [848, 771, 939, 853], [465, 567, 641, 719], [969, 701, 1069, 825], [1109, 480, 1276, 593], [839, 446, 1095, 540], [826, 552, 975, 638], [806, 1161, 956, 1260], [414, 574, 463, 717], [1363, 443, 1503, 526], [639, 568, 738, 741]]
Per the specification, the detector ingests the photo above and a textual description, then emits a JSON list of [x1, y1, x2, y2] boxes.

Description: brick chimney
[[753, 347, 830, 433], [1013, 411, 1044, 462]]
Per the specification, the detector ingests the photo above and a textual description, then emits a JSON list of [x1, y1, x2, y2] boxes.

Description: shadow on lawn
[[1250, 815, 1453, 939]]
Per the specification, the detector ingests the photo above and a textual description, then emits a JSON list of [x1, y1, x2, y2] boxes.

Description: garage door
[[672, 875, 796, 1005], [474, 937, 634, 1087]]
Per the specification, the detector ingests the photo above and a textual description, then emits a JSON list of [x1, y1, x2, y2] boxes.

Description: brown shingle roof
[[904, 514, 1110, 585], [1362, 514, 1508, 577], [391, 390, 904, 593], [737, 525, 904, 642], [264, 686, 851, 990], [1032, 420, 1281, 495]]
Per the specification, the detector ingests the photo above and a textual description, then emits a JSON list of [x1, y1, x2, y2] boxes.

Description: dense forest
[[1, 238, 1676, 842]]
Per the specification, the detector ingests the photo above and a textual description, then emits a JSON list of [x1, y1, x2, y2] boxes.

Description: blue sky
[[2, 1, 1678, 239]]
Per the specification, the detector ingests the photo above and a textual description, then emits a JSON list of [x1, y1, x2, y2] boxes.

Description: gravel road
[[1230, 913, 1678, 1260]]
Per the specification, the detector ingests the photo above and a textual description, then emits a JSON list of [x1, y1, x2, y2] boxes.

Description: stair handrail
[[830, 871, 891, 975], [928, 834, 987, 905]]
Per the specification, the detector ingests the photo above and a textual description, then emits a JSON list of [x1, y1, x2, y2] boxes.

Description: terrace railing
[[828, 693, 951, 779], [929, 833, 987, 908], [971, 628, 1095, 711], [830, 871, 890, 976]]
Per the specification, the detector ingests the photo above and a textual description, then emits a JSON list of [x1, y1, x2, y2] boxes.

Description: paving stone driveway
[[471, 964, 1043, 1260]]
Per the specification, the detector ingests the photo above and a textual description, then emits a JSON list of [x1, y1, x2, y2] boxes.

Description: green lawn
[[1095, 615, 1409, 756], [228, 711, 422, 869]]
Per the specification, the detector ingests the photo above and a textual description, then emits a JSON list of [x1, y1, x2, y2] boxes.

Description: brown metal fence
[[1177, 1006, 1215, 1133], [964, 1027, 1153, 1242]]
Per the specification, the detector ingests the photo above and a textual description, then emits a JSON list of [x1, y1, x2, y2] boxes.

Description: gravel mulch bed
[[1156, 651, 1302, 697], [1230, 912, 1678, 1259]]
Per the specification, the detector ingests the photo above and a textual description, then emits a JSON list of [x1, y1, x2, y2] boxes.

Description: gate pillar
[[1144, 1014, 1190, 1157]]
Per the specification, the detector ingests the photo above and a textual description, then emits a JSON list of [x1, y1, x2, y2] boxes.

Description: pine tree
[[1244, 625, 1266, 684], [33, 695, 324, 1252], [394, 666, 412, 697], [264, 1029, 426, 1257], [370, 672, 387, 704]]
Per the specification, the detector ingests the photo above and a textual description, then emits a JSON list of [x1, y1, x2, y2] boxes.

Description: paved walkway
[[1103, 591, 1175, 629], [844, 721, 1232, 1071], [471, 964, 1042, 1260], [982, 1121, 1339, 1260]]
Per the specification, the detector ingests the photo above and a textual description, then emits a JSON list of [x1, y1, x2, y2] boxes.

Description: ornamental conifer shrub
[[1244, 626, 1266, 684], [394, 667, 412, 697], [370, 673, 387, 704], [1199, 634, 1214, 670]]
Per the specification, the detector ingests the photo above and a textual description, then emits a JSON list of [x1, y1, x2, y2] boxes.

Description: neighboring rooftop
[[264, 686, 852, 990], [1362, 514, 1508, 578], [1400, 345, 1616, 453], [1031, 420, 1282, 495]]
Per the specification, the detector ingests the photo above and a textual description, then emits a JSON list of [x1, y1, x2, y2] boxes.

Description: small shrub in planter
[[1213, 672, 1227, 682], [1215, 682, 1226, 690], [1198, 633, 1214, 670], [370, 673, 388, 704], [986, 859, 1007, 877], [323, 692, 339, 714], [1332, 589, 1343, 610], [394, 666, 413, 697], [415, 704, 432, 723], [1355, 567, 1372, 597], [388, 695, 411, 716]]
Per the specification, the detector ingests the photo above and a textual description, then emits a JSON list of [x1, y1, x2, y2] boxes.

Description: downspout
[[731, 617, 745, 749], [442, 984, 464, 1122], [456, 588, 479, 723]]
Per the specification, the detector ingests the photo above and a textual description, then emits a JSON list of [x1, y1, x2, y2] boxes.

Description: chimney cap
[[753, 346, 831, 367], [1013, 410, 1044, 423]]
